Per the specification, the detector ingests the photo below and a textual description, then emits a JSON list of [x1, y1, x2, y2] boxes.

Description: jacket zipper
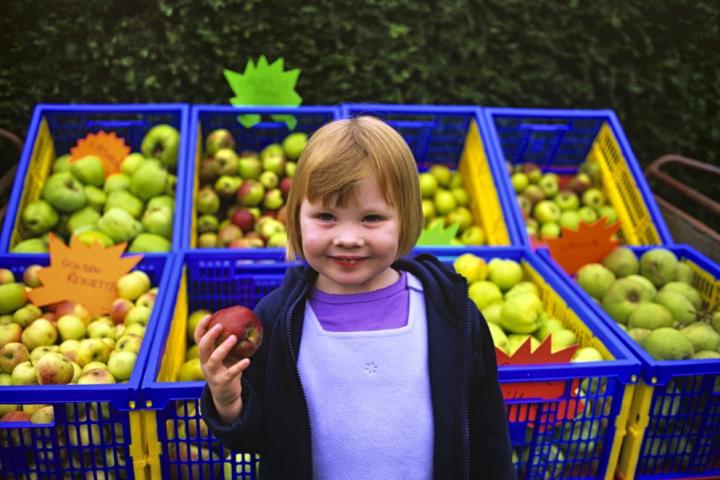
[[463, 293, 472, 480], [286, 295, 313, 479]]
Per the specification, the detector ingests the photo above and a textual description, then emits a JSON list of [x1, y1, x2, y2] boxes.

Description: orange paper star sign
[[70, 131, 131, 177], [546, 218, 621, 275], [28, 234, 142, 316]]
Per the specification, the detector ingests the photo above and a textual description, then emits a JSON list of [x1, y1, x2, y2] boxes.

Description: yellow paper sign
[[28, 234, 142, 316], [545, 218, 621, 275], [70, 131, 131, 177]]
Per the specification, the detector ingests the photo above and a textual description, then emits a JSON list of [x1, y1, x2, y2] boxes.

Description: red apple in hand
[[208, 306, 263, 362]]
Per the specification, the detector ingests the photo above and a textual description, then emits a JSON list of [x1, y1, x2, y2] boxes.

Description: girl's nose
[[332, 226, 365, 248]]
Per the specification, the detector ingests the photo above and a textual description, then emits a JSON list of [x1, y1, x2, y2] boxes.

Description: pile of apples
[[194, 129, 306, 249], [509, 159, 618, 240], [574, 246, 720, 362], [0, 266, 157, 395], [419, 165, 486, 245], [12, 124, 180, 253], [453, 253, 603, 362]]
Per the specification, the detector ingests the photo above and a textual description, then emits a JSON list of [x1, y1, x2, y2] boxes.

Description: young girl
[[196, 116, 515, 479]]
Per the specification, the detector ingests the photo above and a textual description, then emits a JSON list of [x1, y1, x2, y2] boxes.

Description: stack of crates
[[538, 245, 720, 479], [481, 107, 673, 246], [0, 104, 191, 255], [140, 247, 641, 480], [0, 254, 175, 479]]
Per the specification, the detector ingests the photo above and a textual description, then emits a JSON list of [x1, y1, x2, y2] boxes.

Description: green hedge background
[[1, 0, 718, 175]]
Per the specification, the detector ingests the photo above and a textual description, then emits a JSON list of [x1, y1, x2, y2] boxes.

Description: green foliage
[[0, 0, 718, 171]]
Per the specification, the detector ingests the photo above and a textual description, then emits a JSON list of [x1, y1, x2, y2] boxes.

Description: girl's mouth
[[332, 257, 365, 268]]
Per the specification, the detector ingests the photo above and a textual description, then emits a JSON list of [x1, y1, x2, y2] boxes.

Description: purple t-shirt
[[308, 271, 409, 332]]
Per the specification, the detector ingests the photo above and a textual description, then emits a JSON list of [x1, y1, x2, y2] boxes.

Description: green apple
[[97, 208, 142, 243], [83, 185, 107, 210], [453, 253, 488, 284], [418, 173, 439, 198], [555, 190, 580, 211], [77, 367, 116, 384], [511, 172, 529, 193], [70, 155, 105, 187], [108, 350, 137, 382], [176, 358, 204, 381], [116, 271, 150, 301], [459, 225, 485, 245], [103, 173, 131, 193], [205, 129, 236, 157], [11, 238, 49, 253], [76, 338, 112, 367], [540, 222, 561, 239], [12, 304, 41, 328], [129, 162, 168, 200], [577, 206, 598, 224], [52, 154, 72, 173], [468, 281, 503, 310], [559, 210, 581, 231], [0, 342, 30, 374], [214, 148, 239, 176], [11, 360, 38, 385], [446, 207, 473, 233], [21, 319, 57, 351], [105, 189, 144, 219], [533, 200, 561, 224], [196, 186, 220, 214], [433, 189, 457, 216], [576, 263, 616, 300], [197, 214, 219, 234], [237, 154, 263, 179], [67, 206, 101, 235], [0, 283, 27, 315], [488, 259, 524, 291], [597, 205, 618, 223], [120, 153, 145, 176], [73, 230, 114, 248], [237, 180, 265, 206], [128, 233, 171, 252], [116, 334, 143, 355], [538, 173, 559, 197], [57, 315, 86, 341], [141, 124, 180, 169], [22, 200, 59, 235], [42, 172, 87, 213], [142, 206, 174, 239], [261, 143, 286, 175], [263, 188, 285, 210], [215, 175, 243, 197], [581, 188, 606, 208], [282, 132, 308, 160], [429, 165, 452, 187]]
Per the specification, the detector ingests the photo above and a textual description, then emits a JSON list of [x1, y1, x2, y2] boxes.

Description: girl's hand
[[195, 314, 251, 424]]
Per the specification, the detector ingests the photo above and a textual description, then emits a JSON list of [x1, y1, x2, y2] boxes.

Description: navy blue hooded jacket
[[201, 253, 515, 479]]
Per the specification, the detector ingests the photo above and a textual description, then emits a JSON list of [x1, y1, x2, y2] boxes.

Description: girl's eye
[[317, 213, 335, 222], [364, 215, 382, 223]]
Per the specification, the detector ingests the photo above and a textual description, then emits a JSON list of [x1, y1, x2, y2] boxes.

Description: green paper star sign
[[416, 222, 461, 246], [224, 56, 302, 130]]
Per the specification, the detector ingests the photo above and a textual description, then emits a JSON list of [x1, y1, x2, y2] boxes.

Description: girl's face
[[299, 176, 401, 294]]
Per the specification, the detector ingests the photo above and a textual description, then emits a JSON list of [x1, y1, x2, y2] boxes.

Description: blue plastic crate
[[0, 103, 191, 255], [141, 247, 639, 480], [482, 107, 673, 247], [341, 104, 523, 246], [537, 245, 720, 479], [0, 253, 176, 479], [184, 105, 341, 252]]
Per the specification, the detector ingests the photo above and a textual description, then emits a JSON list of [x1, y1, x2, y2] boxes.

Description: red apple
[[53, 301, 91, 326], [279, 177, 293, 198], [110, 298, 134, 324], [208, 306, 263, 362], [1, 411, 32, 422], [230, 209, 255, 233], [23, 265, 44, 288]]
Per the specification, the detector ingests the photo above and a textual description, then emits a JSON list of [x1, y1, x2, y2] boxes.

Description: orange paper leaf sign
[[496, 335, 579, 366], [27, 234, 142, 316], [545, 218, 621, 275], [70, 131, 131, 177], [498, 335, 584, 424]]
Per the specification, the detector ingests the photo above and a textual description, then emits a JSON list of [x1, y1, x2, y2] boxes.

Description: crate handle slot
[[518, 123, 570, 132], [86, 120, 148, 128]]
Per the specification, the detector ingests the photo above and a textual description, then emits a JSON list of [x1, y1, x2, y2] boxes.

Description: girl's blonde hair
[[285, 116, 422, 261]]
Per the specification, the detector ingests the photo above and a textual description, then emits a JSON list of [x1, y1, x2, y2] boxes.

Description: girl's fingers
[[207, 333, 238, 366], [197, 323, 223, 363], [226, 358, 251, 378], [193, 314, 212, 345]]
